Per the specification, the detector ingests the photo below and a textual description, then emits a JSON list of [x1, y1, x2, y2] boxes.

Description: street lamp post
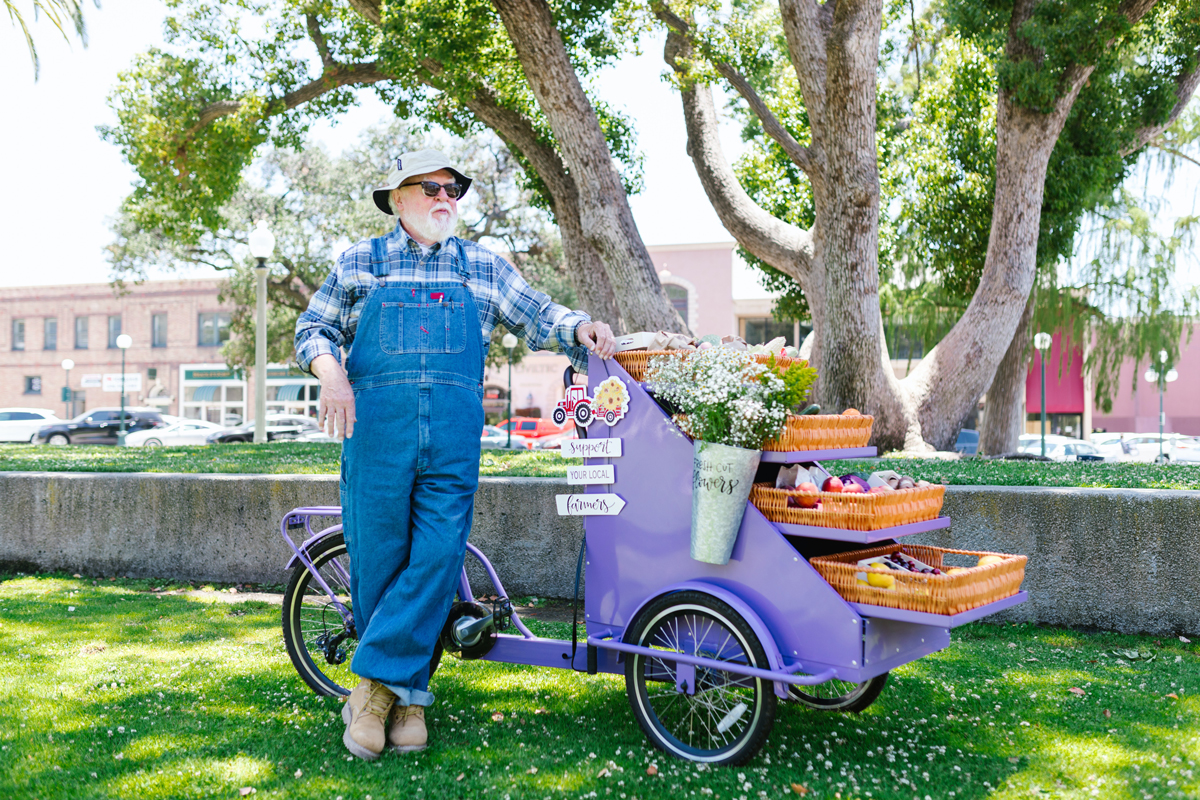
[[1144, 349, 1179, 464], [61, 359, 74, 418], [1033, 332, 1052, 458], [502, 332, 518, 447], [116, 334, 132, 445], [248, 221, 276, 445]]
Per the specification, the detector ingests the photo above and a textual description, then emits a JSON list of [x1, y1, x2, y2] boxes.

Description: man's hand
[[576, 321, 617, 359], [311, 354, 356, 440]]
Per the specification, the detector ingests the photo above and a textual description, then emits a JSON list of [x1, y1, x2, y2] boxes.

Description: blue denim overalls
[[341, 235, 484, 708]]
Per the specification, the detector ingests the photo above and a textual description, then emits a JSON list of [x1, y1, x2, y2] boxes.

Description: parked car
[[1017, 434, 1104, 462], [1171, 437, 1200, 463], [35, 408, 165, 446], [0, 408, 61, 443], [205, 414, 319, 443], [532, 429, 579, 450], [954, 428, 979, 456], [288, 429, 340, 444], [122, 419, 225, 447], [482, 424, 533, 450], [495, 416, 570, 440]]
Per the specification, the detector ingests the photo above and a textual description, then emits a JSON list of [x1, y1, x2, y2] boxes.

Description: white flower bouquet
[[646, 348, 817, 564]]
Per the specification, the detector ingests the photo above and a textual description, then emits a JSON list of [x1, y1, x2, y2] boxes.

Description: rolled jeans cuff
[[384, 684, 435, 708]]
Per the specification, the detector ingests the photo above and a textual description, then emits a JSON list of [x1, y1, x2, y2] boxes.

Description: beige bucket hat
[[372, 149, 473, 214]]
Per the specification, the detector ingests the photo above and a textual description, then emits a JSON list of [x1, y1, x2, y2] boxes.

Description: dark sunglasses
[[400, 180, 464, 199]]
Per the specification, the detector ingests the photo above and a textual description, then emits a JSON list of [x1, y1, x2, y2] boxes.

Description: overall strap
[[368, 236, 391, 278], [454, 238, 471, 283]]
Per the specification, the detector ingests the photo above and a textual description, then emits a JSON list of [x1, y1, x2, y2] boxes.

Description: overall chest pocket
[[380, 301, 467, 355]]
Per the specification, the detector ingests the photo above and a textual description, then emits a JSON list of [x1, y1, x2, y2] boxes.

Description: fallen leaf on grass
[[597, 768, 610, 778], [527, 767, 538, 774], [294, 769, 303, 778], [791, 783, 810, 796], [1008, 757, 1021, 764], [534, 708, 547, 714], [1166, 693, 1180, 700], [239, 789, 256, 797], [646, 765, 658, 776], [456, 774, 464, 781], [1181, 636, 1192, 644], [491, 712, 504, 722], [1068, 687, 1086, 696], [79, 642, 107, 655], [1104, 709, 1112, 718]]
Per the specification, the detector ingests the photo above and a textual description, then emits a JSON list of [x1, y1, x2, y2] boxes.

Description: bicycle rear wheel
[[282, 533, 359, 696]]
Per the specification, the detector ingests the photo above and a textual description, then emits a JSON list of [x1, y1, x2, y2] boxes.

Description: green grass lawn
[[2, 573, 1198, 799], [5, 442, 1200, 489]]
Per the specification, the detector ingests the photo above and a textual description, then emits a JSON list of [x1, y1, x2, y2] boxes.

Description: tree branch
[[1148, 141, 1200, 169], [187, 62, 390, 138], [1124, 60, 1200, 156], [306, 13, 335, 70], [777, 0, 831, 141], [345, 0, 381, 25], [664, 29, 815, 283]]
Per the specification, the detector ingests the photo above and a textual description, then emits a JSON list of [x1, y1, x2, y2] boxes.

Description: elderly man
[[295, 149, 616, 760]]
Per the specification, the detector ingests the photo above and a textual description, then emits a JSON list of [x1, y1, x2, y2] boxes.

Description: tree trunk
[[979, 290, 1034, 455], [491, 0, 688, 334]]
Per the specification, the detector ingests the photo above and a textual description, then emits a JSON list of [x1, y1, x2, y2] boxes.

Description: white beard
[[403, 203, 458, 244]]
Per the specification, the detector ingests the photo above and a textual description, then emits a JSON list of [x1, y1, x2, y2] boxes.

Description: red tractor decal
[[553, 377, 629, 429]]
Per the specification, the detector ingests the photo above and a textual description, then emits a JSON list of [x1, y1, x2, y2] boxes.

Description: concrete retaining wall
[[1, 473, 1198, 635]]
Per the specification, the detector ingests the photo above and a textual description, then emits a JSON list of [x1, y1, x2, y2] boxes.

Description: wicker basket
[[762, 414, 874, 451], [614, 350, 802, 382], [750, 482, 945, 531], [810, 543, 1027, 615]]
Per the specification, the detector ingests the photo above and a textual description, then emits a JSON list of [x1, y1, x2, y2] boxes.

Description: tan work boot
[[387, 704, 428, 753], [340, 678, 396, 760]]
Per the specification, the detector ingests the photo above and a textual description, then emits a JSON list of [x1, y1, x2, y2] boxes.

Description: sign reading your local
[[561, 438, 622, 459], [566, 464, 615, 485], [556, 494, 626, 516]]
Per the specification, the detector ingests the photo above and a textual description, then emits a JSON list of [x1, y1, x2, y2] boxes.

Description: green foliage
[[6, 0, 93, 79], [765, 353, 817, 410], [102, 0, 647, 253]]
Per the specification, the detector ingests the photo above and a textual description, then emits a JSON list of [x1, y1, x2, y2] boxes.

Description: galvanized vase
[[691, 440, 762, 565]]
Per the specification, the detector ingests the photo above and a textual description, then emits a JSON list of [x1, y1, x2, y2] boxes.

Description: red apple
[[796, 482, 820, 508], [822, 476, 844, 493]]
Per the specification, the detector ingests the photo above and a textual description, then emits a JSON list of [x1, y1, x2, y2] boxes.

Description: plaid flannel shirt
[[295, 223, 591, 374]]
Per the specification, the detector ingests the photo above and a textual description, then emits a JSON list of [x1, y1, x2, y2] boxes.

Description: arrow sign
[[556, 493, 626, 516]]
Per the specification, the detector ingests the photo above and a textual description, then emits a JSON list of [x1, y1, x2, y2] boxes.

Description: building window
[[11, 319, 24, 351], [665, 285, 688, 321], [885, 323, 925, 361], [743, 317, 796, 347], [43, 318, 57, 350], [152, 313, 168, 348], [24, 376, 42, 395], [198, 313, 231, 346], [75, 316, 88, 349], [108, 315, 122, 348]]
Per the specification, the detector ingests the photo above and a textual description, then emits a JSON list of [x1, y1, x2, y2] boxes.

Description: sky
[[2, 2, 1198, 297], [0, 0, 754, 290]]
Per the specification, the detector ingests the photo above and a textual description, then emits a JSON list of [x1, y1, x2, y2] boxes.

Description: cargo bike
[[278, 352, 1027, 766]]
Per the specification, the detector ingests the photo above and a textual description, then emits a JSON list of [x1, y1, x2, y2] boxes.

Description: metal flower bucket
[[691, 440, 762, 565]]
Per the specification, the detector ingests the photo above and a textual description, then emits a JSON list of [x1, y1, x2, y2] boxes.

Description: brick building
[[0, 279, 318, 423]]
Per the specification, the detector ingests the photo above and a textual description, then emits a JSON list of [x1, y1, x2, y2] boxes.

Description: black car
[[36, 408, 165, 446], [205, 414, 319, 443]]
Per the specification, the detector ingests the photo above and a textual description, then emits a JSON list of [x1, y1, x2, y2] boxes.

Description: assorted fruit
[[780, 468, 935, 509], [855, 551, 1009, 590]]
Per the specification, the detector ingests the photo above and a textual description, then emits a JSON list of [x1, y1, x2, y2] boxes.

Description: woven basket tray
[[810, 543, 1027, 615], [750, 482, 945, 531], [614, 350, 802, 382], [762, 414, 874, 451]]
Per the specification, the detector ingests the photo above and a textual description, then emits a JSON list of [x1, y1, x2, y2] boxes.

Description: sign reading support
[[566, 464, 615, 485], [102, 373, 143, 393], [556, 493, 626, 516], [562, 438, 622, 459]]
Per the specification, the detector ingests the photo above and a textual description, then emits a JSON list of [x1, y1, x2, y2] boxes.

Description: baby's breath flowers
[[645, 348, 815, 449]]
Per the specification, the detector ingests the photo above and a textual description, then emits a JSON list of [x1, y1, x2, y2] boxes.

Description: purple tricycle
[[278, 353, 1026, 766]]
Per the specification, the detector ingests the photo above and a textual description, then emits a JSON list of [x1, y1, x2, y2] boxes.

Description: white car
[[1017, 434, 1105, 462], [1165, 436, 1200, 463], [0, 408, 61, 443], [122, 419, 225, 447]]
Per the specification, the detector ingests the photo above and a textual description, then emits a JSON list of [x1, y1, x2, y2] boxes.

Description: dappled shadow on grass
[[2, 575, 1199, 799]]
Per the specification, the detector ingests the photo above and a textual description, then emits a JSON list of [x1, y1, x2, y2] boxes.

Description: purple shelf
[[850, 591, 1029, 628], [772, 515, 951, 544], [760, 447, 878, 462]]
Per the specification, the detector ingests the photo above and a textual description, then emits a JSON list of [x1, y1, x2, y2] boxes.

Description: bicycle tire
[[625, 590, 777, 766], [788, 672, 888, 712]]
